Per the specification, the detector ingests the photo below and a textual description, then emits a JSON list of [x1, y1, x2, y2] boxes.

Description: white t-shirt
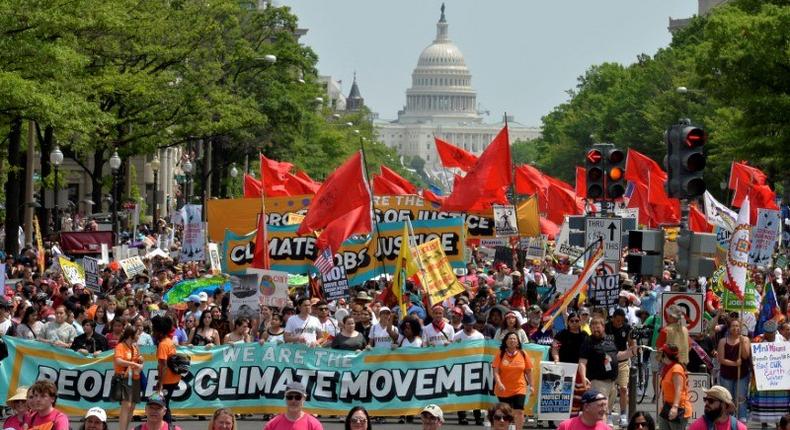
[[422, 323, 455, 346], [369, 324, 398, 349], [397, 335, 423, 348], [454, 329, 485, 342], [284, 314, 323, 345], [0, 318, 13, 336], [320, 318, 338, 338]]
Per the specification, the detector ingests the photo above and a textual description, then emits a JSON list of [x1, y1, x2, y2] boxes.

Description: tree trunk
[[91, 151, 105, 213], [37, 125, 53, 235], [4, 117, 23, 257]]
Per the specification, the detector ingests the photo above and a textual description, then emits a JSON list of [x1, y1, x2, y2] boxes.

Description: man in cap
[[423, 304, 454, 346], [557, 390, 610, 430], [687, 385, 747, 430], [183, 294, 203, 323], [368, 306, 398, 350], [264, 382, 322, 430], [605, 308, 635, 427], [420, 404, 444, 430], [453, 313, 484, 425], [134, 393, 180, 430]]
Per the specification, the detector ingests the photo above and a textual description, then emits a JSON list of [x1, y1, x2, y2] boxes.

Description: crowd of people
[[2, 218, 790, 430]]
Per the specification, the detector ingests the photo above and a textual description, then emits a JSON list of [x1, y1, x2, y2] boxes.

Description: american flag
[[313, 248, 335, 275]]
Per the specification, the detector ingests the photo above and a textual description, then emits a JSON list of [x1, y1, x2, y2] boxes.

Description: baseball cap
[[198, 292, 208, 302], [85, 407, 107, 422], [147, 393, 167, 408], [581, 390, 607, 404], [421, 404, 444, 422], [285, 381, 306, 396], [184, 294, 200, 304], [764, 320, 778, 333]]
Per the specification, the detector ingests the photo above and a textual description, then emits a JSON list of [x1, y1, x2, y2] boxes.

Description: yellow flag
[[516, 196, 540, 237], [392, 224, 419, 319]]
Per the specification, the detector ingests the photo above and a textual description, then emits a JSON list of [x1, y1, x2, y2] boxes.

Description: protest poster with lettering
[[752, 341, 790, 390], [207, 243, 222, 275], [119, 256, 146, 278], [322, 265, 350, 302], [749, 209, 780, 267], [246, 268, 289, 309], [493, 205, 518, 237], [229, 274, 261, 320], [181, 204, 205, 262], [59, 257, 86, 286], [83, 257, 100, 292], [416, 238, 466, 306], [537, 362, 578, 421]]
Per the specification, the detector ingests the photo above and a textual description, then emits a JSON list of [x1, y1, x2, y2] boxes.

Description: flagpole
[[258, 152, 270, 270], [357, 139, 387, 282], [433, 133, 453, 193]]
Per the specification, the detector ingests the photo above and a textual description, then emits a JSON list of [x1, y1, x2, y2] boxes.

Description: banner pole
[[357, 142, 387, 282], [258, 152, 270, 270]]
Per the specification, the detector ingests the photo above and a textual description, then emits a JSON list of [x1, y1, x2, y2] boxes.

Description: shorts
[[616, 360, 630, 388], [590, 379, 616, 406], [119, 377, 141, 403], [497, 394, 526, 410]]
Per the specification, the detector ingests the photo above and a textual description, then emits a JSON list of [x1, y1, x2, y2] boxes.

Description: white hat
[[198, 292, 208, 302], [420, 404, 444, 422], [85, 407, 107, 422], [379, 306, 392, 313]]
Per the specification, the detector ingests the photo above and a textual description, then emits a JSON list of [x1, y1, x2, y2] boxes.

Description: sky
[[283, 1, 698, 127]]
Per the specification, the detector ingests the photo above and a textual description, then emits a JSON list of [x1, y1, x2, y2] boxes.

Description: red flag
[[285, 172, 321, 195], [297, 151, 372, 254], [515, 164, 549, 195], [627, 181, 654, 227], [625, 149, 666, 183], [250, 212, 270, 269], [295, 170, 321, 187], [244, 175, 263, 198], [542, 177, 584, 225], [372, 175, 410, 195], [689, 204, 714, 233], [576, 166, 586, 198], [380, 165, 417, 194], [441, 126, 512, 211], [729, 161, 767, 190], [260, 154, 294, 196], [422, 189, 446, 205], [434, 137, 478, 172], [539, 217, 560, 239]]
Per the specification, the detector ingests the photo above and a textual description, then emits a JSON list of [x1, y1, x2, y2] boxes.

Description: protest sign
[[493, 205, 518, 237], [58, 257, 86, 286], [416, 239, 466, 306], [246, 268, 289, 309], [722, 281, 759, 312], [749, 208, 780, 267], [112, 245, 128, 260], [229, 274, 260, 320], [537, 361, 578, 421], [221, 218, 465, 285], [322, 265, 350, 301], [480, 238, 508, 248], [554, 273, 578, 294], [83, 257, 101, 292], [751, 341, 790, 390], [520, 237, 545, 260], [588, 275, 620, 308], [118, 256, 146, 278], [207, 243, 222, 275], [0, 337, 548, 417], [181, 204, 205, 262], [162, 276, 231, 305]]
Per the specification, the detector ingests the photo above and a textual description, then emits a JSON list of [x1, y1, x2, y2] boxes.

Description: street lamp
[[229, 163, 238, 198], [150, 155, 161, 233], [262, 54, 277, 65], [109, 150, 122, 244], [183, 157, 193, 206], [49, 146, 64, 232]]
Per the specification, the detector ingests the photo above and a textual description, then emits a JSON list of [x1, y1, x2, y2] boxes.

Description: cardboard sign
[[118, 256, 146, 278], [752, 342, 790, 391], [58, 257, 86, 286], [416, 239, 466, 306], [493, 204, 519, 237], [246, 269, 289, 309], [207, 243, 222, 275], [749, 208, 780, 267], [181, 204, 205, 262], [554, 273, 578, 294], [688, 373, 710, 420], [322, 265, 350, 302], [521, 237, 545, 260], [83, 257, 101, 292], [229, 274, 261, 320]]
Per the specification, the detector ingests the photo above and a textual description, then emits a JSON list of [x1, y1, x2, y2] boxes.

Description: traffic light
[[605, 147, 626, 199], [626, 229, 665, 276], [666, 124, 707, 199], [585, 148, 604, 199], [676, 230, 716, 278]]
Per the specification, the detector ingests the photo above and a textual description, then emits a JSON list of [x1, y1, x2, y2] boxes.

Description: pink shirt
[[557, 416, 612, 430], [3, 414, 25, 430], [263, 413, 323, 430], [26, 409, 69, 430], [688, 417, 748, 430]]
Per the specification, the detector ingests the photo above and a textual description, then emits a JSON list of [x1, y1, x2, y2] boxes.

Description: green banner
[[0, 337, 547, 417], [722, 281, 759, 312]]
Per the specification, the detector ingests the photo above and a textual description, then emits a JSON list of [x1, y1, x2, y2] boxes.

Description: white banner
[[749, 208, 780, 267], [752, 341, 790, 391], [537, 361, 578, 421], [229, 274, 260, 321], [181, 204, 205, 262], [207, 243, 222, 275], [246, 268, 289, 309]]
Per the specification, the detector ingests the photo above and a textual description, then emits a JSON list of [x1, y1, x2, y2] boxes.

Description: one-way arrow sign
[[608, 222, 617, 241], [586, 217, 623, 265]]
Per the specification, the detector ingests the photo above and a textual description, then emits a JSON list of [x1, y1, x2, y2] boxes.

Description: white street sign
[[585, 217, 622, 264]]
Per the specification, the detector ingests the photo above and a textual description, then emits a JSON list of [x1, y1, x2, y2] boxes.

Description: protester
[[190, 310, 221, 347], [454, 312, 484, 425], [152, 315, 180, 425], [80, 407, 109, 430], [208, 408, 236, 430], [487, 403, 514, 430], [657, 344, 692, 430], [423, 304, 454, 346], [492, 332, 534, 430], [331, 316, 367, 351], [344, 406, 371, 430], [114, 325, 144, 430], [3, 387, 28, 430], [627, 412, 655, 430], [105, 317, 126, 349], [606, 308, 635, 427], [717, 318, 751, 422], [656, 305, 690, 365], [16, 306, 43, 340], [224, 317, 252, 344], [24, 380, 69, 430], [41, 305, 76, 348], [687, 386, 747, 430], [134, 394, 180, 430], [494, 310, 529, 344], [71, 319, 108, 355], [260, 313, 285, 344], [419, 404, 444, 430], [556, 390, 611, 430], [552, 311, 589, 415], [315, 301, 338, 341], [284, 298, 323, 346], [368, 306, 398, 349], [263, 382, 323, 430]]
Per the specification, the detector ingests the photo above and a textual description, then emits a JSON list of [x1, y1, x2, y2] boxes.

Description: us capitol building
[[375, 4, 540, 181]]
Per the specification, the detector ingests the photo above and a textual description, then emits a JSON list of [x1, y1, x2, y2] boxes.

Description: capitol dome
[[398, 4, 480, 124]]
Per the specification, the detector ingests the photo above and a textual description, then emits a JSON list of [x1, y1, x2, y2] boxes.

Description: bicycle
[[631, 325, 654, 404]]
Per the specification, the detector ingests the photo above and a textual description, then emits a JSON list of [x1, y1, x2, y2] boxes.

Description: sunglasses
[[634, 422, 648, 428], [318, 307, 328, 311], [703, 398, 720, 404], [285, 394, 303, 401], [492, 414, 512, 422], [350, 417, 367, 424], [569, 319, 581, 323]]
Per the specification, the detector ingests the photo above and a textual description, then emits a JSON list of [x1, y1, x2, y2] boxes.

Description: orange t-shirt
[[114, 342, 141, 380], [492, 350, 533, 397], [661, 363, 693, 419], [86, 304, 98, 321], [157, 337, 181, 385]]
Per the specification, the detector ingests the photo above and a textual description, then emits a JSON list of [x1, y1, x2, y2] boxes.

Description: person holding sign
[[749, 320, 790, 425], [492, 332, 534, 430], [716, 318, 751, 423]]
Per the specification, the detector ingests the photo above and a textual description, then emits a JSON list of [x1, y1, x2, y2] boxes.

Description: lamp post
[[49, 146, 64, 232], [109, 151, 122, 244], [150, 154, 160, 233], [229, 163, 238, 198], [183, 157, 193, 206]]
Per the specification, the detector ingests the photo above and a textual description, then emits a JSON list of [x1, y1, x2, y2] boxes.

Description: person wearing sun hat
[[687, 385, 747, 430], [80, 407, 108, 430], [3, 386, 29, 430]]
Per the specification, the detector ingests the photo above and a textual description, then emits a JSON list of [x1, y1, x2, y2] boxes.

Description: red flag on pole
[[380, 165, 417, 194], [576, 166, 586, 198], [250, 212, 270, 269], [434, 137, 479, 172]]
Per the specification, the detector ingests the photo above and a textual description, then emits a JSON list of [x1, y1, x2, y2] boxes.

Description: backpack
[[166, 353, 191, 377]]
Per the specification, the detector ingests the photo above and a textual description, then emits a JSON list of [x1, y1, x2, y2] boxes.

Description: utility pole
[[24, 120, 35, 244]]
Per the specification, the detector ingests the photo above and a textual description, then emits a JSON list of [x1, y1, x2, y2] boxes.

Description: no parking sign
[[661, 292, 704, 334]]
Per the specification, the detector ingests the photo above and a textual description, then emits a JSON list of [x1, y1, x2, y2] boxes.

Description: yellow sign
[[34, 216, 45, 273], [285, 213, 305, 225], [58, 257, 86, 286], [415, 239, 466, 306]]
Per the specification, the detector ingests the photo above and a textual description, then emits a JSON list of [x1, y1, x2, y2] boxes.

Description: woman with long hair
[[114, 325, 143, 430], [626, 412, 655, 430], [396, 316, 423, 348], [189, 310, 220, 347], [492, 332, 534, 430], [344, 406, 372, 430], [494, 310, 529, 344], [259, 313, 285, 344], [207, 408, 236, 430], [15, 306, 43, 340], [657, 344, 691, 430], [717, 318, 751, 422], [331, 316, 367, 351], [94, 306, 109, 335]]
